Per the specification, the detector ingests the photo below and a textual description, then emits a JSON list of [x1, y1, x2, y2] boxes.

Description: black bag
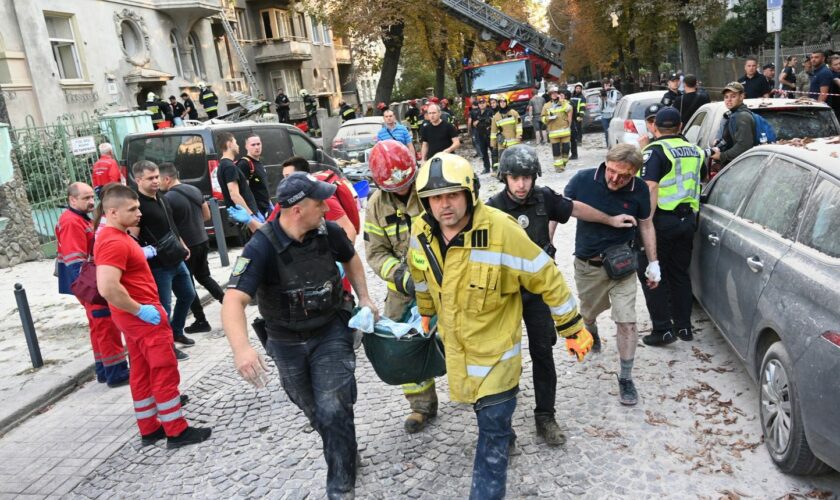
[[142, 195, 188, 268], [601, 243, 637, 280]]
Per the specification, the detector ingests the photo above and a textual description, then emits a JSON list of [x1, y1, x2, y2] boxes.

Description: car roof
[[619, 90, 666, 103], [340, 117, 384, 126], [695, 97, 832, 114], [751, 137, 840, 178]]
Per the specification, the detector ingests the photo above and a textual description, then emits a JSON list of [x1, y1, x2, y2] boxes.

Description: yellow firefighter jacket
[[541, 100, 573, 142], [408, 202, 583, 404], [364, 187, 423, 319], [490, 108, 522, 149]]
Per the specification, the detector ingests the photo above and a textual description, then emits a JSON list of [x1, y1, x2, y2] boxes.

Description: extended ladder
[[217, 11, 263, 99], [439, 0, 564, 66]]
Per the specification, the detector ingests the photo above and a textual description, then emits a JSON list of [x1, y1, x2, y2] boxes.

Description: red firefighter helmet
[[369, 140, 417, 192], [429, 96, 440, 103], [376, 102, 387, 110], [441, 98, 449, 106]]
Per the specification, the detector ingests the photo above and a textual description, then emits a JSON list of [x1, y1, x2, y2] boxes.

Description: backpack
[[729, 109, 777, 145]]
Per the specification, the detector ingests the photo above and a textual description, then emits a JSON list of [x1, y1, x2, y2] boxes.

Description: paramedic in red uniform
[[91, 143, 125, 197], [56, 182, 129, 386], [95, 184, 212, 449]]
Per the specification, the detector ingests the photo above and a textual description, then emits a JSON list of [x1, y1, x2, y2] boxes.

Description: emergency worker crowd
[[54, 72, 719, 498]]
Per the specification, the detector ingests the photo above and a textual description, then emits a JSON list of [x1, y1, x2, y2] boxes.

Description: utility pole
[[767, 0, 783, 89]]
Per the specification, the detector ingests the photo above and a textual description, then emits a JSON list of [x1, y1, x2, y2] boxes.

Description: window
[[706, 154, 766, 213], [126, 135, 206, 182], [188, 31, 205, 79], [270, 68, 303, 97], [310, 17, 322, 44], [261, 9, 294, 40], [683, 111, 706, 145], [235, 9, 250, 40], [322, 25, 332, 45], [120, 21, 142, 58], [755, 108, 840, 141], [740, 157, 814, 237], [45, 14, 82, 80], [295, 12, 308, 39], [276, 10, 292, 38], [170, 31, 184, 77], [798, 178, 840, 258], [289, 130, 316, 160], [260, 10, 274, 39]]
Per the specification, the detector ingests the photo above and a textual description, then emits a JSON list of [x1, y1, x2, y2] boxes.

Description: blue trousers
[[151, 261, 195, 338], [265, 317, 357, 499], [470, 396, 517, 500], [601, 117, 612, 146]]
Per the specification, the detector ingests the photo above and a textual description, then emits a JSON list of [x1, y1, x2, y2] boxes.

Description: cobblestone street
[[1, 134, 838, 499]]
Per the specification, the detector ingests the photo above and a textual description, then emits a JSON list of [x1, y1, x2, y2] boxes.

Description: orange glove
[[565, 327, 594, 362], [421, 316, 432, 334]]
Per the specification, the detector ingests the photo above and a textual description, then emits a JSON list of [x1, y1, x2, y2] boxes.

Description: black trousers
[[187, 241, 225, 323], [475, 130, 492, 172], [570, 121, 582, 157], [521, 290, 557, 418], [636, 210, 697, 333]]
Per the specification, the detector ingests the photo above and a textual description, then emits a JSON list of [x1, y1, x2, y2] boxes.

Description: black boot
[[166, 426, 212, 449], [642, 329, 677, 346]]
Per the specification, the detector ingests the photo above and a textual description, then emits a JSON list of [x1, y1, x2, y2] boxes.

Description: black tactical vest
[[490, 189, 550, 249], [255, 222, 344, 333]]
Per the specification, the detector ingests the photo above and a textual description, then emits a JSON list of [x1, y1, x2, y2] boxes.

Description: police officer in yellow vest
[[636, 106, 704, 347], [408, 153, 593, 500], [490, 96, 522, 171], [363, 140, 439, 434], [143, 92, 165, 129], [541, 86, 573, 172]]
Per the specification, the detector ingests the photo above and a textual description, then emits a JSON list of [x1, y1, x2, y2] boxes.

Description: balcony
[[223, 78, 247, 94], [153, 0, 223, 19], [334, 45, 351, 65], [253, 38, 312, 64]]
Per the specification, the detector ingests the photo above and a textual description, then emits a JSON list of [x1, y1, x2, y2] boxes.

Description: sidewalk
[[0, 246, 241, 436]]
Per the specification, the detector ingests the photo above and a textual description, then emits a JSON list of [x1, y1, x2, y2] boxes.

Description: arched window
[[170, 31, 183, 77], [188, 31, 205, 79]]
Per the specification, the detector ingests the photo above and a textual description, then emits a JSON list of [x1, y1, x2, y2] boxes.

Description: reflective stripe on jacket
[[490, 109, 522, 149], [364, 187, 422, 299], [642, 137, 704, 211], [408, 202, 583, 404], [542, 101, 572, 140]]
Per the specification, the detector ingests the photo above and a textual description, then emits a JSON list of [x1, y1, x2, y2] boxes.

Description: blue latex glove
[[336, 262, 345, 279], [252, 212, 266, 224], [141, 245, 157, 260], [226, 204, 251, 224], [135, 304, 161, 325]]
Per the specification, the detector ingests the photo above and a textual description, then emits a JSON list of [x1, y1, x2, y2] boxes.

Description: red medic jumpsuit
[[56, 208, 129, 385], [91, 153, 125, 196], [94, 227, 188, 437]]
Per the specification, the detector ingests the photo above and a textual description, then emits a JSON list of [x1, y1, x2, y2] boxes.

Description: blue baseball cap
[[276, 172, 336, 207], [655, 107, 681, 128]]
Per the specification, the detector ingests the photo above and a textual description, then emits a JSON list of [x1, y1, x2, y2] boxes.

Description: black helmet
[[498, 144, 542, 182]]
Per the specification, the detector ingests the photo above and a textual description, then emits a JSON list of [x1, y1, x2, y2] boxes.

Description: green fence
[[11, 113, 118, 257]]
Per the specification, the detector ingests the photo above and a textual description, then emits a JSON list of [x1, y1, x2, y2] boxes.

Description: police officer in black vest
[[486, 144, 636, 447], [221, 172, 379, 500]]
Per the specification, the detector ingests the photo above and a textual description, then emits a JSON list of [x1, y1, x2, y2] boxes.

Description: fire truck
[[440, 0, 565, 136]]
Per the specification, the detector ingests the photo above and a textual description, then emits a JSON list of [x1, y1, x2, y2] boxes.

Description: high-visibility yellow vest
[[642, 137, 705, 211]]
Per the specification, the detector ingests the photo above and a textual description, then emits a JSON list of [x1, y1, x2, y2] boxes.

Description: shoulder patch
[[642, 150, 653, 163], [232, 256, 251, 276], [471, 229, 489, 248]]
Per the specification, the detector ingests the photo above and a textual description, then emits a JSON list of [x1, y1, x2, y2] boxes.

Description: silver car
[[690, 139, 840, 474]]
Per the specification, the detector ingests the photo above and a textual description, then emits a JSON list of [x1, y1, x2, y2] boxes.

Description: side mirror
[[314, 148, 324, 162]]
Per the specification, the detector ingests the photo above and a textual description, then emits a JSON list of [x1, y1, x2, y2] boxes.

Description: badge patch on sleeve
[[232, 256, 251, 276]]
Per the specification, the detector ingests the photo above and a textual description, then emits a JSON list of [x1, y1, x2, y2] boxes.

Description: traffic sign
[[767, 8, 783, 33]]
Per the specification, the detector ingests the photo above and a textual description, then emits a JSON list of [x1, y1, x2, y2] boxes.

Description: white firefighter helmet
[[548, 85, 560, 93], [299, 89, 309, 96], [146, 91, 157, 100], [198, 81, 207, 89], [489, 93, 499, 101]]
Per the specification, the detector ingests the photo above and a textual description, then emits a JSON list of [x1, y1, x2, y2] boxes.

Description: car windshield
[[630, 99, 661, 120], [466, 59, 531, 94], [754, 108, 840, 140], [126, 134, 206, 181], [335, 123, 380, 151]]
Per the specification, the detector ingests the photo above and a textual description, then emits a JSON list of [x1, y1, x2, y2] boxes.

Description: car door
[[712, 155, 816, 357], [683, 110, 707, 147], [608, 99, 627, 146], [691, 153, 767, 319], [256, 126, 293, 198]]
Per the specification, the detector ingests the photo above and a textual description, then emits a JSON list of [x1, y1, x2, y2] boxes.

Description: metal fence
[[11, 113, 117, 257]]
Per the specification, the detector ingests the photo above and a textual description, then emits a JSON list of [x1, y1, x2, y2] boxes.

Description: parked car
[[690, 139, 840, 475], [121, 121, 337, 241], [331, 117, 384, 162], [582, 88, 604, 131], [682, 98, 840, 150], [606, 90, 666, 147]]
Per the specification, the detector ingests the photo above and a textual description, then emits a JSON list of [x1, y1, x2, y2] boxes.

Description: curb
[[0, 287, 223, 437]]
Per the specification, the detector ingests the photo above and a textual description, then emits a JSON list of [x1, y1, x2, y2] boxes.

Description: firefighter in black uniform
[[569, 85, 586, 160], [339, 101, 356, 123], [486, 144, 636, 446], [198, 82, 219, 119], [301, 89, 320, 137], [221, 172, 379, 499], [405, 99, 421, 145], [275, 88, 291, 123], [143, 92, 165, 129]]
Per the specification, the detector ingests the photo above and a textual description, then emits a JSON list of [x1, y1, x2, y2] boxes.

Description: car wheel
[[759, 342, 830, 475]]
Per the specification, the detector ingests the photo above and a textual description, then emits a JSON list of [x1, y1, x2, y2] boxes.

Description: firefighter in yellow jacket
[[408, 153, 593, 499], [364, 140, 439, 434], [490, 96, 522, 170], [541, 86, 573, 172]]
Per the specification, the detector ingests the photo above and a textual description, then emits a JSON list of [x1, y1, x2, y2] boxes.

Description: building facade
[[0, 0, 355, 127]]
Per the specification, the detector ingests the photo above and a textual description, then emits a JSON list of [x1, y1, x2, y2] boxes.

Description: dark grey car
[[690, 139, 840, 475]]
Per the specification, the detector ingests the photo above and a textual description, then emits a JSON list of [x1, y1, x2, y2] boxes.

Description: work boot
[[535, 416, 566, 447], [618, 378, 638, 406], [180, 394, 189, 406], [166, 426, 212, 449], [642, 329, 677, 346], [589, 329, 602, 353], [569, 154, 579, 160], [107, 377, 130, 389], [404, 412, 430, 434], [141, 426, 166, 446], [174, 333, 195, 347], [184, 319, 211, 334], [174, 347, 190, 361], [676, 327, 693, 341]]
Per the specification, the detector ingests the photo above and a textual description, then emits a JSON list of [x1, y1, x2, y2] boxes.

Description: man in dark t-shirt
[[738, 58, 771, 98], [420, 103, 460, 161], [673, 75, 710, 125], [215, 132, 261, 219], [181, 93, 198, 120], [236, 134, 271, 216]]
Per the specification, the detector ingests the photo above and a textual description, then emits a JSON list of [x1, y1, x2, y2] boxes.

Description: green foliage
[[392, 44, 456, 101]]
